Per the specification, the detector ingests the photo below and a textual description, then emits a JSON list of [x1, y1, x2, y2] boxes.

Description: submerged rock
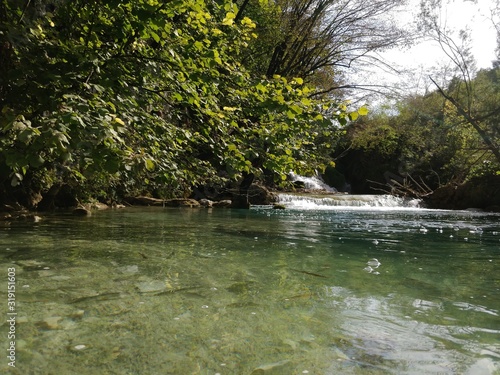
[[69, 344, 89, 352], [0, 212, 12, 221], [36, 316, 63, 330], [69, 310, 85, 320], [119, 265, 139, 274], [366, 258, 381, 267], [73, 207, 91, 216], [25, 214, 42, 222], [135, 280, 166, 293], [0, 203, 21, 212], [0, 212, 42, 222], [250, 360, 291, 374]]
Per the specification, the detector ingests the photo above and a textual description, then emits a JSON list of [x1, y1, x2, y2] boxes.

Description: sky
[[364, 0, 498, 98], [388, 0, 497, 68]]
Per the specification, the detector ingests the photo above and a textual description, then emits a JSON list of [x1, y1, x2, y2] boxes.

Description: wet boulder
[[248, 184, 278, 205], [164, 198, 200, 207], [212, 200, 232, 208], [124, 196, 165, 206]]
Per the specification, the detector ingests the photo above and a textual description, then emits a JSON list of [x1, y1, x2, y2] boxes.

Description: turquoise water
[[1, 199, 499, 374]]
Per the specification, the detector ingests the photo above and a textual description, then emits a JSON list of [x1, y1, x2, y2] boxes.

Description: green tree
[[242, 0, 412, 95], [337, 65, 500, 196], [419, 0, 500, 165], [0, 0, 356, 208]]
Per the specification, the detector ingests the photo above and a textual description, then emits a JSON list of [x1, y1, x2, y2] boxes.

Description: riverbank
[[2, 174, 500, 219], [423, 175, 500, 212]]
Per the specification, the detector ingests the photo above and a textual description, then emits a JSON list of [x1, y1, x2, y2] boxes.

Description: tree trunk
[[235, 0, 250, 22], [231, 172, 254, 209]]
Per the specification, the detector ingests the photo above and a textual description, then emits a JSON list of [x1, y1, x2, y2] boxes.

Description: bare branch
[[429, 76, 500, 163]]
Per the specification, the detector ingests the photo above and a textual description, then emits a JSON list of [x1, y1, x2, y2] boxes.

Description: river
[[1, 194, 499, 374]]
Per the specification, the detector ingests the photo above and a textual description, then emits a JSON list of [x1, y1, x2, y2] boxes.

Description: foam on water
[[278, 193, 422, 210], [289, 172, 337, 192]]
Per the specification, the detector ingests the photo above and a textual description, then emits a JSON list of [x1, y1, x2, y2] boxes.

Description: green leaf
[[290, 105, 303, 114], [18, 129, 35, 143], [29, 154, 45, 167], [145, 159, 155, 171], [194, 41, 203, 51], [114, 117, 125, 125], [150, 31, 160, 43], [255, 83, 267, 93], [358, 106, 369, 116], [11, 173, 23, 187], [222, 12, 236, 26]]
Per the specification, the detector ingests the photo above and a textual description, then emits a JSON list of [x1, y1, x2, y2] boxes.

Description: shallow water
[[1, 201, 499, 374]]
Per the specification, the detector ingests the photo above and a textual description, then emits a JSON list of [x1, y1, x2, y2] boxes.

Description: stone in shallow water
[[282, 338, 298, 349], [70, 344, 88, 351], [69, 310, 85, 319], [119, 265, 139, 274], [135, 280, 166, 293], [212, 200, 232, 207], [50, 275, 71, 281], [17, 316, 28, 324], [250, 359, 291, 374], [199, 199, 213, 207], [36, 316, 62, 330], [366, 258, 381, 267]]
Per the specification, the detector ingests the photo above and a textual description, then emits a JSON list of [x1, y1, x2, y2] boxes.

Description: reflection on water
[[1, 205, 499, 374]]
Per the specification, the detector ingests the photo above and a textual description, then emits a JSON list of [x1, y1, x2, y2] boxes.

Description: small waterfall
[[277, 193, 422, 210], [289, 172, 337, 192]]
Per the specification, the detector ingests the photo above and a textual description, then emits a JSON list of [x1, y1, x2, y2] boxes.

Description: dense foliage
[[0, 0, 368, 207], [336, 65, 500, 194]]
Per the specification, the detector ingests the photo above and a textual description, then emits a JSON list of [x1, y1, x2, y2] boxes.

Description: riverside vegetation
[[0, 0, 368, 210], [1, 0, 499, 211]]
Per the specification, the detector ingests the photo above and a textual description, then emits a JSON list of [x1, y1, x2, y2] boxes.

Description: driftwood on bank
[[369, 173, 500, 212], [368, 173, 434, 198]]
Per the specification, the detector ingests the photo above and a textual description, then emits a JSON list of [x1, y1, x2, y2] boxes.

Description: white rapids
[[277, 193, 422, 210], [284, 173, 422, 211], [288, 171, 337, 192]]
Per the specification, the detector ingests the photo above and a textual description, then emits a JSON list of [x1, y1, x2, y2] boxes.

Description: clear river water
[[1, 193, 499, 374]]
